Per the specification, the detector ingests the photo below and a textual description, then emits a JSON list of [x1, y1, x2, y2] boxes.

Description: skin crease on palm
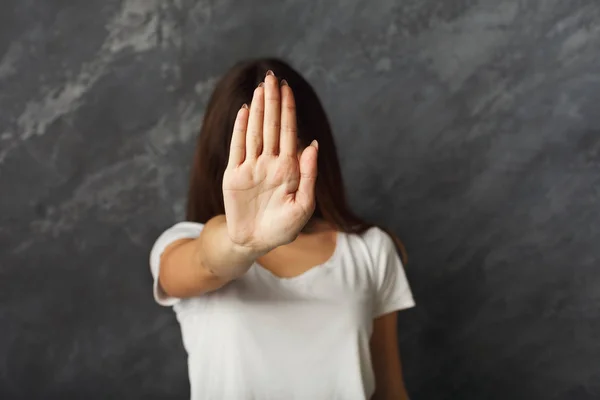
[[222, 71, 320, 255]]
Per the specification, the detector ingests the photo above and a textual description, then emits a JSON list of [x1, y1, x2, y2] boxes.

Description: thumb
[[296, 140, 318, 207]]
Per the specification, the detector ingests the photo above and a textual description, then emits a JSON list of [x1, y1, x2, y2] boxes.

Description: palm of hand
[[222, 73, 318, 253]]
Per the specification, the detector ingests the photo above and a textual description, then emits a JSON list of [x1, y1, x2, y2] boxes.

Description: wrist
[[228, 237, 268, 262]]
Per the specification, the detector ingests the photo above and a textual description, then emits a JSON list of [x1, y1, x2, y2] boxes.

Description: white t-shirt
[[150, 222, 415, 400]]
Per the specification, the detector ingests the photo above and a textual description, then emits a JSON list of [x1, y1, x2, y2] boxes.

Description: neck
[[301, 218, 330, 234], [300, 220, 316, 234]]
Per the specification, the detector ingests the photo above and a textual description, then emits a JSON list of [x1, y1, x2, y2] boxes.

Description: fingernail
[[311, 140, 318, 150], [242, 103, 248, 109], [266, 70, 274, 77], [280, 79, 288, 86], [258, 82, 264, 87]]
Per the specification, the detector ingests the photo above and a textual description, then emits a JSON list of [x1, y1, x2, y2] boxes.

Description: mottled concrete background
[[1, 0, 599, 399]]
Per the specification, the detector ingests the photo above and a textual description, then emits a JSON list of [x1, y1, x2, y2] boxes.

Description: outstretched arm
[[157, 71, 318, 298]]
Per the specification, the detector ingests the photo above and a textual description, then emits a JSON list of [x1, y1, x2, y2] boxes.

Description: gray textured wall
[[1, 0, 599, 399]]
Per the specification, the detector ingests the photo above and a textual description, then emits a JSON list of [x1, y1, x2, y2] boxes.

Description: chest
[[219, 268, 372, 330], [255, 231, 338, 279], [175, 260, 376, 351]]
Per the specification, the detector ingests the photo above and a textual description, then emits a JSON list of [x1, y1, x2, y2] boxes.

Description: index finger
[[227, 104, 249, 168], [279, 80, 297, 157]]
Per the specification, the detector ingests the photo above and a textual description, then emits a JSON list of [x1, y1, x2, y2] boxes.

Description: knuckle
[[300, 171, 315, 179], [251, 108, 262, 116], [248, 128, 262, 138], [282, 123, 296, 133]]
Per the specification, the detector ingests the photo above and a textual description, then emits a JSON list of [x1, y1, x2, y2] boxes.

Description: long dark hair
[[186, 58, 408, 264]]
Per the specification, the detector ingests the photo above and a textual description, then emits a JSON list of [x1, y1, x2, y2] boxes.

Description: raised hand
[[222, 71, 319, 255]]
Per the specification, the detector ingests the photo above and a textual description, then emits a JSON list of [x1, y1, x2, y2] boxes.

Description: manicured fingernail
[[280, 79, 288, 86], [266, 70, 274, 77], [258, 82, 264, 87], [311, 140, 318, 150], [242, 103, 248, 109]]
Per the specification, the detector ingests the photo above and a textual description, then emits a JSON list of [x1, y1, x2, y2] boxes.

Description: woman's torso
[[173, 230, 378, 400], [150, 222, 415, 400]]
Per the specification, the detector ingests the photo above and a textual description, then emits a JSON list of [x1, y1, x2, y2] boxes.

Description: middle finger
[[262, 70, 281, 156]]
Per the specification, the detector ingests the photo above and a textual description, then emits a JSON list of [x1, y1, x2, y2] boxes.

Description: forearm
[[159, 215, 260, 297], [198, 214, 261, 279]]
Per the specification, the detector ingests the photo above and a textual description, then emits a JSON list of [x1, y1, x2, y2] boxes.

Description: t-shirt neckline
[[252, 231, 344, 284]]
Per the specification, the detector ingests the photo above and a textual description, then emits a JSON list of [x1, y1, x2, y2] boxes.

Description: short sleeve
[[367, 227, 415, 318], [149, 222, 204, 306]]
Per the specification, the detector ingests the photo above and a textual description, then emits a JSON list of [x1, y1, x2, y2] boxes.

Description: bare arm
[[156, 71, 318, 300], [158, 215, 261, 298], [370, 311, 410, 400]]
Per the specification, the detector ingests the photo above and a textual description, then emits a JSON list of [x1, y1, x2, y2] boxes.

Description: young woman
[[150, 58, 415, 400]]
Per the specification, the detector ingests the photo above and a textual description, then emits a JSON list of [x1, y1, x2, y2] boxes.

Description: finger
[[296, 140, 318, 208], [227, 104, 249, 168], [279, 80, 297, 157], [246, 84, 265, 159], [262, 71, 280, 155]]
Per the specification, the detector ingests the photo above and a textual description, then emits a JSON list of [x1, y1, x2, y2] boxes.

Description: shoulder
[[358, 225, 407, 265], [358, 226, 397, 255], [341, 226, 397, 271]]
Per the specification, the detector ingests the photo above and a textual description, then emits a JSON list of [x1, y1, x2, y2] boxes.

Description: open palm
[[222, 72, 319, 253]]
